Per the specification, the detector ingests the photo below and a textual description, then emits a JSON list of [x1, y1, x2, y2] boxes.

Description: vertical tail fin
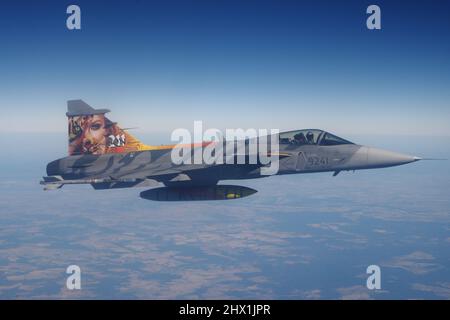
[[67, 100, 153, 155]]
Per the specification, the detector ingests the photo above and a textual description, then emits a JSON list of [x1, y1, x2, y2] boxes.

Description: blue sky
[[0, 0, 449, 136]]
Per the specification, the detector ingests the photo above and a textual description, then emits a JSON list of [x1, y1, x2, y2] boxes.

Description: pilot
[[306, 131, 315, 144], [293, 132, 306, 145]]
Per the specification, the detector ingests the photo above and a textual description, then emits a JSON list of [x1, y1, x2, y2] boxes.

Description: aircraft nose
[[367, 147, 420, 168]]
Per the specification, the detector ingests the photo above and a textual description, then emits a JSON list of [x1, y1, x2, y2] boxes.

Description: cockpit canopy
[[279, 129, 354, 146]]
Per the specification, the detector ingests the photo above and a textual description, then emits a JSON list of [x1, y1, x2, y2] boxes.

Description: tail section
[[67, 100, 154, 155]]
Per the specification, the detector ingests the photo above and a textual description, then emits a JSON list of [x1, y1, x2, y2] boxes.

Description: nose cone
[[367, 147, 420, 168]]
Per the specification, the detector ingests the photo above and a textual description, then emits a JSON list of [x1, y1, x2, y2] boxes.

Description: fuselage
[[41, 100, 423, 199], [46, 129, 420, 187]]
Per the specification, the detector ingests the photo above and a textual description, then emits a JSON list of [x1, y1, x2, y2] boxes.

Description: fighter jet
[[41, 100, 422, 201]]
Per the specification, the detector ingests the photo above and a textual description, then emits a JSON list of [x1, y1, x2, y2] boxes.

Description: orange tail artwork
[[66, 100, 161, 155]]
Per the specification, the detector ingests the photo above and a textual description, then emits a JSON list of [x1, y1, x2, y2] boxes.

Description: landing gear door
[[283, 151, 306, 172], [296, 152, 306, 171]]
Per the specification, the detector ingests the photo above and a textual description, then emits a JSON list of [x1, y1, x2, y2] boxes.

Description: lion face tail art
[[66, 99, 153, 156]]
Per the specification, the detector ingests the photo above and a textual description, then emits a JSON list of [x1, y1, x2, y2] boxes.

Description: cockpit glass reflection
[[279, 130, 353, 146], [319, 132, 353, 146]]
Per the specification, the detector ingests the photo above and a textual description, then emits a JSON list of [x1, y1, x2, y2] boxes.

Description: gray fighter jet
[[41, 100, 422, 201]]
